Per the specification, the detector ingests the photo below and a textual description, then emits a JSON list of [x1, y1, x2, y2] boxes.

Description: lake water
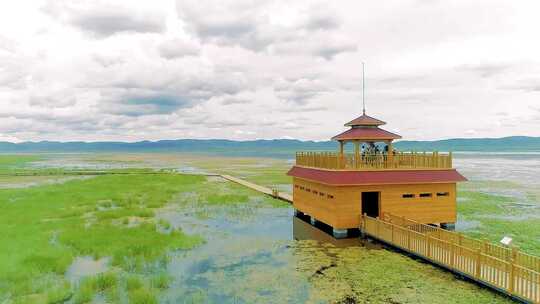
[[454, 153, 540, 188], [154, 153, 539, 303]]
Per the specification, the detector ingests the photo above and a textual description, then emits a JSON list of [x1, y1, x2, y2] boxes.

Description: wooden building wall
[[292, 177, 457, 229]]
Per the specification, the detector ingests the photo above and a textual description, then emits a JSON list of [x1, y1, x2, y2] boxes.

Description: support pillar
[[387, 141, 393, 167], [338, 141, 344, 169], [333, 228, 348, 239], [354, 141, 360, 168], [441, 223, 455, 231]]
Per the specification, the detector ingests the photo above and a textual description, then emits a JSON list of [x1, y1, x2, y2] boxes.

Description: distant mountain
[[393, 136, 540, 152], [1, 136, 539, 157], [0, 139, 336, 158]]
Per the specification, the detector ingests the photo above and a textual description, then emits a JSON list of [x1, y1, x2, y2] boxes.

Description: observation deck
[[295, 151, 453, 171]]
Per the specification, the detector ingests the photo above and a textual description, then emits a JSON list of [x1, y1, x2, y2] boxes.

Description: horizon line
[[0, 135, 539, 145]]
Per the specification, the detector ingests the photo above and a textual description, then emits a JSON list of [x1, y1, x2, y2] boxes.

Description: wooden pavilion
[[287, 112, 467, 238]]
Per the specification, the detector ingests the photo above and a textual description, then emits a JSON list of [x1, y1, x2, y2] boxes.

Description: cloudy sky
[[1, 0, 540, 143]]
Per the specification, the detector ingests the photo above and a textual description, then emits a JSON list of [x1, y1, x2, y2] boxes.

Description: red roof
[[332, 127, 402, 141], [287, 166, 467, 186], [345, 114, 386, 127]]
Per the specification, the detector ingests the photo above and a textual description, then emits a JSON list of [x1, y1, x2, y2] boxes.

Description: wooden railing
[[295, 151, 452, 170], [361, 214, 540, 303]]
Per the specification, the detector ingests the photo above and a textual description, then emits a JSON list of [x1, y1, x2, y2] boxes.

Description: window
[[437, 192, 449, 197], [419, 193, 432, 198], [402, 194, 415, 198], [294, 185, 299, 188], [313, 190, 318, 195], [319, 192, 325, 196], [299, 186, 305, 190], [306, 188, 311, 192], [327, 194, 334, 199]]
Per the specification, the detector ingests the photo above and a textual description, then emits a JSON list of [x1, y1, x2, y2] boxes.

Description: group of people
[[361, 143, 392, 155]]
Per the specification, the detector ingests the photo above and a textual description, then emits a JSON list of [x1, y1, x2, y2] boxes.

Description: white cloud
[[158, 38, 200, 59], [42, 0, 166, 37], [0, 0, 539, 142]]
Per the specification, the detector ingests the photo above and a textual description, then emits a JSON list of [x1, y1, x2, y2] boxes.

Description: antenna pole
[[362, 62, 366, 115]]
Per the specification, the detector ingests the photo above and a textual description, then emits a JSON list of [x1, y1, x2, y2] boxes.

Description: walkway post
[[508, 258, 515, 293], [407, 229, 411, 251], [475, 248, 482, 279], [387, 141, 393, 168], [427, 235, 431, 258], [391, 223, 395, 243], [376, 216, 381, 239], [449, 240, 455, 267]]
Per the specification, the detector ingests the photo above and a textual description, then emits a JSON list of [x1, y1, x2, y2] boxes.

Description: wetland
[[0, 152, 539, 303]]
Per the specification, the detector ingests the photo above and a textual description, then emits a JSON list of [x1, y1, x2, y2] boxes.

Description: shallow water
[[158, 199, 376, 303], [455, 215, 481, 231], [154, 153, 540, 303], [454, 153, 540, 219], [65, 256, 110, 283], [454, 153, 540, 188]]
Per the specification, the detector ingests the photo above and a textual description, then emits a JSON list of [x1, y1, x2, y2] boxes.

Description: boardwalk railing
[[296, 151, 452, 170], [361, 214, 540, 303]]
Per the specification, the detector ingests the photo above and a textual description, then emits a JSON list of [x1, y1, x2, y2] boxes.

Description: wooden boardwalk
[[361, 214, 540, 304], [219, 174, 293, 203]]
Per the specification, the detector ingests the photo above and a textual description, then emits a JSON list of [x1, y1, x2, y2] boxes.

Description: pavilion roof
[[345, 114, 386, 127], [332, 127, 402, 141]]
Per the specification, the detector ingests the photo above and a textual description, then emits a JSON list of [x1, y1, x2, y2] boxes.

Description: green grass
[[206, 193, 250, 205], [0, 154, 41, 168], [72, 279, 95, 304], [158, 219, 171, 230], [126, 275, 144, 291], [151, 273, 171, 290], [457, 191, 512, 217], [0, 173, 204, 302], [457, 189, 540, 255], [129, 287, 158, 304], [45, 281, 72, 304], [466, 218, 540, 255]]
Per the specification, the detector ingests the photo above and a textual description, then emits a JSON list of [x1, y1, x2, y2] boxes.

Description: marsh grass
[[72, 279, 95, 304], [45, 281, 72, 304], [151, 273, 171, 290], [457, 191, 512, 217], [157, 219, 172, 231], [0, 173, 204, 302], [457, 188, 540, 255], [126, 275, 144, 291], [206, 193, 250, 205], [129, 287, 159, 304], [0, 155, 41, 169]]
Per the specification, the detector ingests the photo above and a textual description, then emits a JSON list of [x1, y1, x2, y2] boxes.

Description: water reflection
[[293, 215, 380, 249]]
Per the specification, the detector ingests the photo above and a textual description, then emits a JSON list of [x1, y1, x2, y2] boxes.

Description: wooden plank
[[220, 174, 292, 203], [359, 214, 540, 304]]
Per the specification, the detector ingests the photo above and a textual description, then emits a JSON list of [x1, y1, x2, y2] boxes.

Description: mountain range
[[1, 136, 539, 157]]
